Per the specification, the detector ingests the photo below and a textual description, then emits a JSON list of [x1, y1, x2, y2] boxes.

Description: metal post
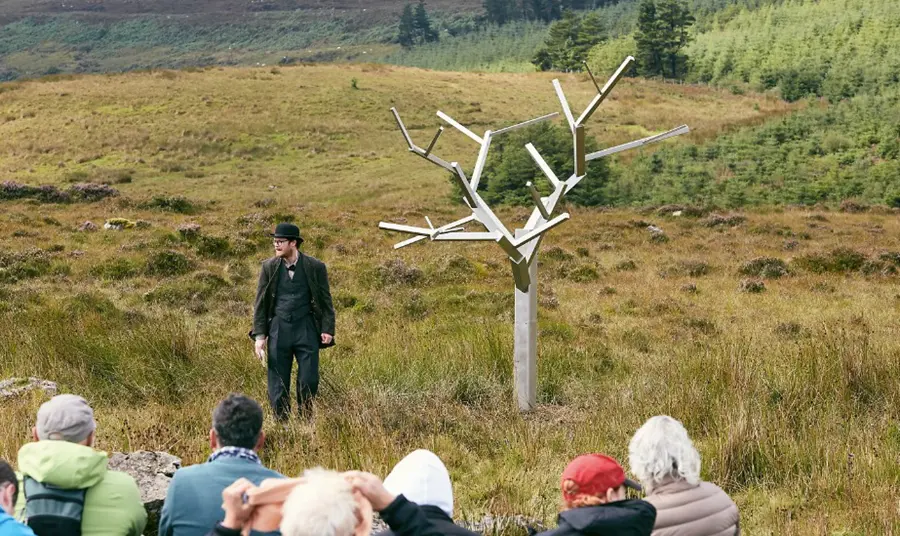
[[514, 230, 538, 411]]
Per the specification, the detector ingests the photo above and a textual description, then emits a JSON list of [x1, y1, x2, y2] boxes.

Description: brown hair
[[561, 479, 605, 510], [0, 459, 18, 507]]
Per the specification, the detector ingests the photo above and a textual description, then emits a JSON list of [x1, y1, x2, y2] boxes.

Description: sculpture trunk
[[514, 237, 538, 411]]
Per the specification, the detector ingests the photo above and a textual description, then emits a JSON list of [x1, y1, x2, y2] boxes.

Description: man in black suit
[[251, 223, 335, 420]]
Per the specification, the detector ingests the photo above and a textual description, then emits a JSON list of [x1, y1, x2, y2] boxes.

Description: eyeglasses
[[273, 239, 289, 246]]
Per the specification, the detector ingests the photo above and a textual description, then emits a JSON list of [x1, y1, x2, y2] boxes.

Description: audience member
[[535, 453, 656, 536], [376, 449, 478, 536], [0, 460, 34, 536], [629, 416, 739, 536], [160, 393, 283, 536], [15, 394, 146, 536]]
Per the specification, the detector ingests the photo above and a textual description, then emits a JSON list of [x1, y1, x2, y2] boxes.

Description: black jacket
[[534, 500, 656, 536], [379, 495, 446, 536], [376, 504, 480, 536], [250, 253, 335, 348]]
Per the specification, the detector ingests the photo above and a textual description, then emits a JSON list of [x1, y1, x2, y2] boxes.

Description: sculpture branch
[[382, 56, 690, 289]]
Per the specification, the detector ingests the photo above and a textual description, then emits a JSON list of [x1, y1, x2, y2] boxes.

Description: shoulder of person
[[168, 462, 207, 480], [102, 468, 143, 491], [302, 254, 326, 269]]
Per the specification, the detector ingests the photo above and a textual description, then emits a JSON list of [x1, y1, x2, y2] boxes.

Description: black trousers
[[267, 315, 319, 419]]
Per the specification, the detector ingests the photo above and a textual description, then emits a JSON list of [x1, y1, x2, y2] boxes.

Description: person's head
[[272, 222, 303, 259], [31, 394, 96, 446], [210, 393, 265, 451], [560, 454, 641, 510], [0, 459, 18, 515], [383, 449, 453, 517], [280, 468, 370, 536], [628, 415, 701, 494]]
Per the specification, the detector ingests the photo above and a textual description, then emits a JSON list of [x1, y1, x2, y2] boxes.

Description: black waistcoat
[[273, 261, 311, 322]]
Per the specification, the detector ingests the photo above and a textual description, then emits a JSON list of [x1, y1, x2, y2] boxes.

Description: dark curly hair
[[212, 393, 264, 450]]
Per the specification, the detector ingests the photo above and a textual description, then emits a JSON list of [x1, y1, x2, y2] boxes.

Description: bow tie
[[286, 264, 296, 272]]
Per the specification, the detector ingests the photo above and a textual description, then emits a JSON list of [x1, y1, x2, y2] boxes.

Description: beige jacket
[[643, 479, 739, 536]]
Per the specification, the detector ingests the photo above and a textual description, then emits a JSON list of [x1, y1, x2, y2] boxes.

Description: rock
[[0, 377, 58, 400], [369, 514, 544, 536], [108, 451, 182, 536], [78, 221, 98, 232], [104, 218, 136, 231], [647, 225, 668, 243], [462, 514, 546, 534]]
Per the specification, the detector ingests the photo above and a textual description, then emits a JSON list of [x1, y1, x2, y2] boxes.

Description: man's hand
[[344, 471, 395, 512], [221, 478, 257, 530], [321, 333, 334, 345], [254, 338, 267, 362]]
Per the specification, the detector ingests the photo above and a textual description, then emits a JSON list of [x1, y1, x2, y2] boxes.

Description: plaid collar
[[207, 446, 261, 465]]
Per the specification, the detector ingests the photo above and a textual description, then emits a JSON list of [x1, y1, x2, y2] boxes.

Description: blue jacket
[[158, 457, 283, 536], [0, 511, 35, 536]]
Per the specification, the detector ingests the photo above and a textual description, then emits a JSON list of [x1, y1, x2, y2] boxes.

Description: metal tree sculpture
[[379, 57, 689, 410]]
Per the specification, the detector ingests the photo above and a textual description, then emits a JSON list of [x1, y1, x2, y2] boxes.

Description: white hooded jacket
[[383, 450, 454, 517]]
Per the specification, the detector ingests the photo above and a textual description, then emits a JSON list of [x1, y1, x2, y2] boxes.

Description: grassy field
[[0, 64, 898, 535]]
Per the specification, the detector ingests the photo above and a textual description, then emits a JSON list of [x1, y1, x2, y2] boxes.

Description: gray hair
[[628, 415, 701, 494], [280, 468, 358, 536]]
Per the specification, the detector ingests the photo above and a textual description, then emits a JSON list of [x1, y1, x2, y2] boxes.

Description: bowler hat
[[271, 222, 303, 243]]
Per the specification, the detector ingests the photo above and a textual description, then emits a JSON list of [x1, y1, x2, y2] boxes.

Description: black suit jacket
[[250, 253, 335, 348]]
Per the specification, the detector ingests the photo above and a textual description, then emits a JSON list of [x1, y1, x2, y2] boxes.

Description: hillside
[[0, 0, 488, 79], [0, 64, 791, 203], [0, 0, 480, 20], [0, 65, 898, 535]]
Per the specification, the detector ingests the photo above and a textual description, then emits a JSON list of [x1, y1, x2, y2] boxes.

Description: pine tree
[[449, 122, 608, 207], [413, 0, 439, 44], [532, 10, 605, 72], [634, 0, 663, 76], [574, 11, 606, 63], [656, 0, 694, 79], [484, 0, 514, 25], [398, 3, 416, 48]]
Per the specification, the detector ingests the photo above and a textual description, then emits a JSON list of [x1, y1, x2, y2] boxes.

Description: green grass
[[0, 65, 898, 535]]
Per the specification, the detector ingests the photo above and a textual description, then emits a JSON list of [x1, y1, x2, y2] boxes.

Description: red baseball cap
[[560, 454, 641, 501]]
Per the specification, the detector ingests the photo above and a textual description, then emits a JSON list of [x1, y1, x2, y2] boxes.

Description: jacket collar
[[650, 476, 698, 495]]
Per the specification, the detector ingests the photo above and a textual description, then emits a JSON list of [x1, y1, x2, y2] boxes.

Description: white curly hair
[[280, 467, 359, 536], [628, 415, 701, 494]]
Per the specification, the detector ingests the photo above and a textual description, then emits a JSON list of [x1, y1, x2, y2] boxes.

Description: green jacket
[[251, 253, 336, 346], [16, 441, 147, 536]]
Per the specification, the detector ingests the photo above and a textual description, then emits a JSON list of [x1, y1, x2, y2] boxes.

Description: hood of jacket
[[17, 441, 108, 489], [558, 499, 656, 535], [383, 450, 453, 517]]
